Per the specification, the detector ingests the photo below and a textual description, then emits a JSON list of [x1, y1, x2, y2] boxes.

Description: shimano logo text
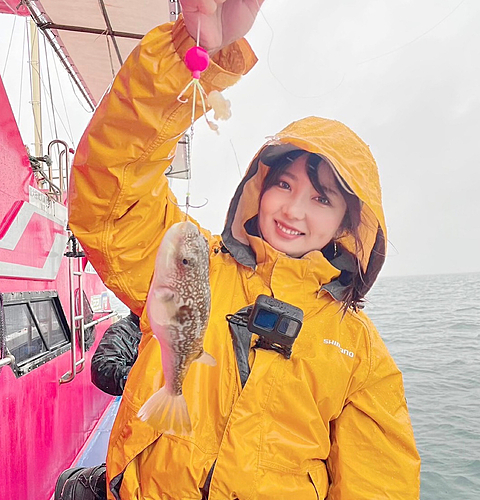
[[324, 339, 354, 358]]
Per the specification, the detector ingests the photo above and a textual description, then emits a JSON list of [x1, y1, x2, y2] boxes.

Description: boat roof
[[19, 0, 179, 109], [0, 0, 29, 16]]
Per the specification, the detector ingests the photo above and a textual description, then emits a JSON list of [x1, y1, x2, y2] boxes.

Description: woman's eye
[[278, 180, 290, 189], [315, 196, 330, 206]]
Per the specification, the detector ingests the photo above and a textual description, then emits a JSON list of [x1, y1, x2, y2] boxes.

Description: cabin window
[[4, 303, 48, 361], [1, 291, 70, 377], [76, 290, 96, 351], [30, 300, 66, 349]]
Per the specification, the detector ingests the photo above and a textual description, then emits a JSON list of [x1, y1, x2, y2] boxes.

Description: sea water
[[366, 272, 480, 500]]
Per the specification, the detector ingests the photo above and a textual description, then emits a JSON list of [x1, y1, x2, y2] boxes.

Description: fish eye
[[182, 259, 189, 265]]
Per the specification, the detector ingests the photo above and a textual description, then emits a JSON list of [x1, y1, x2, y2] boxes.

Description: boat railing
[[0, 354, 15, 368], [47, 139, 72, 195], [60, 235, 117, 384], [59, 253, 85, 384], [28, 139, 72, 203], [0, 353, 15, 369]]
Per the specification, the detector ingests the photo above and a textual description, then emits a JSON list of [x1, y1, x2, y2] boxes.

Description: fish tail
[[137, 387, 192, 436]]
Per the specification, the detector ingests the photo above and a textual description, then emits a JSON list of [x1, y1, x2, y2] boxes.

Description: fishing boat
[[0, 1, 183, 498]]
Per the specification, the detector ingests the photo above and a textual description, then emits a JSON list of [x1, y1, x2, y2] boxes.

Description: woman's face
[[258, 154, 347, 258]]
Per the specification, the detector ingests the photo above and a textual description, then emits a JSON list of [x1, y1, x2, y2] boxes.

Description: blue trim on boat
[[76, 396, 121, 467]]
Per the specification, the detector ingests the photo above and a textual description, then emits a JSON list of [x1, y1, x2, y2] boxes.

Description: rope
[[52, 44, 75, 146], [27, 35, 76, 145], [1, 15, 17, 78], [18, 19, 27, 126], [43, 35, 60, 145], [106, 34, 116, 79], [26, 22, 43, 152], [41, 38, 56, 147]]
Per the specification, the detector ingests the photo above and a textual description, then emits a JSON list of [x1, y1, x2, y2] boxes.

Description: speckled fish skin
[[159, 221, 211, 393], [138, 221, 214, 434]]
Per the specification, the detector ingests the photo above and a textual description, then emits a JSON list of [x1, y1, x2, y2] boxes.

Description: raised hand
[[180, 0, 265, 54]]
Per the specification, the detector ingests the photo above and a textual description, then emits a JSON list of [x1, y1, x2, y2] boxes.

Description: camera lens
[[253, 309, 277, 331]]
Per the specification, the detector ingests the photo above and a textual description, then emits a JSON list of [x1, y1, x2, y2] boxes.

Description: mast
[[29, 18, 42, 157]]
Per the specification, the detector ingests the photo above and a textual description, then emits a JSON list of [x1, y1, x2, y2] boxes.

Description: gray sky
[[1, 0, 479, 277]]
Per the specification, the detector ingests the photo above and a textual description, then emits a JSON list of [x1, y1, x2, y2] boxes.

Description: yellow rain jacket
[[69, 18, 420, 500]]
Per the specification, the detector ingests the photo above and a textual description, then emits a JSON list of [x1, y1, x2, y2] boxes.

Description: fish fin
[[193, 351, 216, 367], [153, 286, 175, 302], [148, 286, 178, 326], [137, 387, 192, 436]]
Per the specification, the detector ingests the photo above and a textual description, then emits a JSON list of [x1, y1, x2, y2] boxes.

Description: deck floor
[[75, 397, 121, 467]]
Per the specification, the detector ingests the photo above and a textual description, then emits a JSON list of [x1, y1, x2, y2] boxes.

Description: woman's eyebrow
[[317, 183, 339, 197], [281, 171, 297, 181], [322, 185, 339, 195]]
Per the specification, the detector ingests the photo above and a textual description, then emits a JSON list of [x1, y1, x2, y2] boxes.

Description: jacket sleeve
[[326, 317, 421, 499], [91, 313, 142, 396], [68, 17, 256, 316]]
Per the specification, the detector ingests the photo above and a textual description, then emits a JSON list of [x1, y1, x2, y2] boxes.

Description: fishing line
[[184, 16, 201, 219], [178, 15, 219, 219], [253, 0, 347, 101], [229, 138, 243, 179], [254, 0, 468, 100], [357, 0, 468, 65]]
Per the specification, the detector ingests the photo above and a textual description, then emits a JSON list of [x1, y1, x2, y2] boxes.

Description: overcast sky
[[1, 0, 479, 277]]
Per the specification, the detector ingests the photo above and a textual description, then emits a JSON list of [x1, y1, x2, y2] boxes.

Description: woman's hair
[[260, 151, 365, 311]]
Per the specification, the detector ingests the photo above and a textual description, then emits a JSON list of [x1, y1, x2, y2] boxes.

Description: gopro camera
[[247, 295, 303, 358]]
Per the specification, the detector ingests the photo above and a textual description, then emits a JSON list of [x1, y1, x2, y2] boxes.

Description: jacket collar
[[247, 230, 341, 300]]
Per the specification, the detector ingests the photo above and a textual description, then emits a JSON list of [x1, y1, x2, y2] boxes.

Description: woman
[[68, 1, 420, 498]]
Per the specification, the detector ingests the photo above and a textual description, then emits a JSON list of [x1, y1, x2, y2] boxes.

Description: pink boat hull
[[0, 69, 115, 499]]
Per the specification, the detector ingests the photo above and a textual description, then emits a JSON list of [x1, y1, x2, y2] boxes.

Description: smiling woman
[[259, 152, 349, 257], [258, 149, 364, 310]]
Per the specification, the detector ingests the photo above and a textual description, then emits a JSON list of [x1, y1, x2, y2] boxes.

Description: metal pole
[[59, 256, 77, 383], [0, 354, 15, 369], [75, 269, 86, 373], [29, 19, 43, 158], [84, 312, 117, 330]]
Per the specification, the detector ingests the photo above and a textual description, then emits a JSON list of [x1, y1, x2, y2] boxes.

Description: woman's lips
[[275, 220, 304, 239]]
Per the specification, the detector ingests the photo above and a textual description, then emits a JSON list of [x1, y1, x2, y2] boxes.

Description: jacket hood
[[221, 116, 387, 300]]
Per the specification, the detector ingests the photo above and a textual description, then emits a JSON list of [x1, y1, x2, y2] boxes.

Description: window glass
[[4, 304, 47, 363], [30, 301, 66, 348]]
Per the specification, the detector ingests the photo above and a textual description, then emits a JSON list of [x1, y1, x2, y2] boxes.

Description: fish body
[[138, 221, 214, 435]]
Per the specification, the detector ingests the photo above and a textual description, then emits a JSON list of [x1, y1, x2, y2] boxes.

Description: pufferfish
[[137, 221, 215, 435]]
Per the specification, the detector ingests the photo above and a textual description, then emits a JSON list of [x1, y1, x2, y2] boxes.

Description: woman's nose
[[281, 195, 306, 220]]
